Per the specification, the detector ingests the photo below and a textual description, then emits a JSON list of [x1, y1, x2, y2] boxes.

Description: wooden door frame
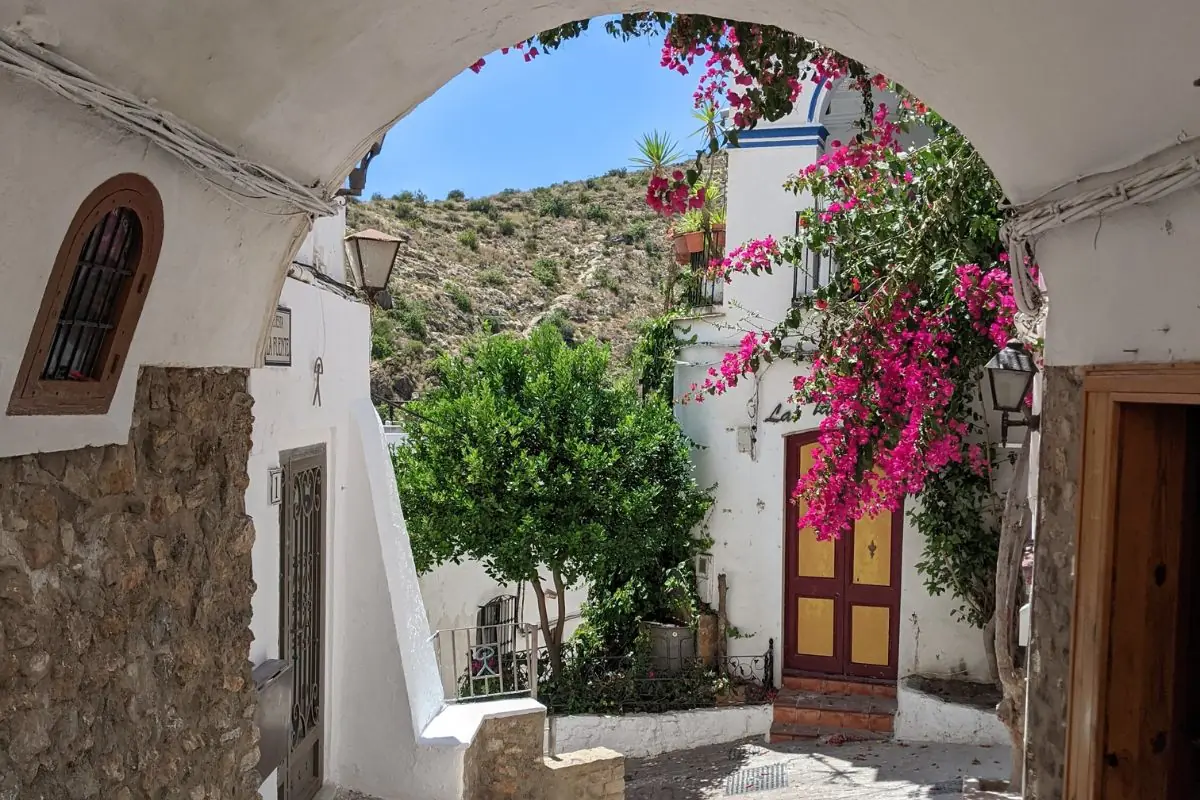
[[781, 430, 903, 680], [1065, 362, 1200, 800], [782, 430, 844, 675]]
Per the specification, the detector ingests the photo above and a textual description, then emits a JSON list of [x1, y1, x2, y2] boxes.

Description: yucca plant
[[632, 131, 683, 177]]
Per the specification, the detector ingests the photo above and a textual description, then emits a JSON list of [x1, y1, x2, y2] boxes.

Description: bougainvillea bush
[[684, 103, 1019, 627]]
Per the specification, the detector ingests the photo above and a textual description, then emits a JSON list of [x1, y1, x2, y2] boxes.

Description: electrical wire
[[0, 32, 337, 218]]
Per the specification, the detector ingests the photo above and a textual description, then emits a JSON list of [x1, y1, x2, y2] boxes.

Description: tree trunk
[[982, 615, 999, 685], [531, 576, 562, 676], [552, 569, 567, 661], [995, 429, 1032, 790]]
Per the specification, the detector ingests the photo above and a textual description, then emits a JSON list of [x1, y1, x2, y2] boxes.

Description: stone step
[[768, 722, 891, 744], [772, 687, 896, 733], [781, 675, 897, 698]]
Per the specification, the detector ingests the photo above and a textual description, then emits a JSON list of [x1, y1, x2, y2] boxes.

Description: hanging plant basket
[[673, 231, 706, 265]]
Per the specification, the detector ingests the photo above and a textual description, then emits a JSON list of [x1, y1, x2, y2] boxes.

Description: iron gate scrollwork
[[280, 445, 326, 800]]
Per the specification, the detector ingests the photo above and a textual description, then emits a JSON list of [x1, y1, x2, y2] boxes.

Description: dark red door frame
[[781, 431, 903, 681]]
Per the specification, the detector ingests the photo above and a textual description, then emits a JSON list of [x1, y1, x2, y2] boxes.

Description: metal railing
[[791, 246, 835, 300], [433, 620, 776, 716], [432, 621, 540, 702], [792, 207, 837, 301], [682, 251, 724, 309]]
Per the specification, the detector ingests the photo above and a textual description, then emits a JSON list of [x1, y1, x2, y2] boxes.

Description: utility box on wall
[[253, 659, 293, 780]]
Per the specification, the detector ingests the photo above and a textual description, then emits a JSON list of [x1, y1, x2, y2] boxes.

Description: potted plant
[[671, 210, 706, 265]]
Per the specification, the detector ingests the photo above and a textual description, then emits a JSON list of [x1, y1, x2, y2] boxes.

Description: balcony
[[681, 251, 725, 310]]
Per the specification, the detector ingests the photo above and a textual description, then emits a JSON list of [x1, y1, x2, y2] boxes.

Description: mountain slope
[[350, 165, 700, 404]]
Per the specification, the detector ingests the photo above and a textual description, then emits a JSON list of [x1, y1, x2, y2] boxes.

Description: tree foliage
[[392, 324, 712, 669]]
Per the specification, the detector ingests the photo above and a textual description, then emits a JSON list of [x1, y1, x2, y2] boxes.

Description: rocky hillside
[[350, 156, 726, 405]]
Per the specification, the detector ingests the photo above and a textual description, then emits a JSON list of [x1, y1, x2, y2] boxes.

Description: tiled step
[[772, 687, 896, 734], [768, 722, 891, 744], [781, 675, 897, 698]]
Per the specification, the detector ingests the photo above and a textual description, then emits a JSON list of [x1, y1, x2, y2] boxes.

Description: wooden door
[[1171, 407, 1200, 798], [279, 445, 326, 800], [783, 433, 902, 680]]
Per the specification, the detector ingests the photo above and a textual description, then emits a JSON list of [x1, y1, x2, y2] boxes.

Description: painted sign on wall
[[765, 402, 797, 424], [264, 307, 292, 367]]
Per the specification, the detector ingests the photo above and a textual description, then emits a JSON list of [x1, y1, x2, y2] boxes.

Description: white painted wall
[[293, 210, 349, 278], [550, 706, 773, 758], [1041, 167, 1200, 368], [327, 401, 461, 799], [897, 497, 993, 682], [894, 681, 1009, 746], [246, 215, 369, 799], [0, 76, 304, 458]]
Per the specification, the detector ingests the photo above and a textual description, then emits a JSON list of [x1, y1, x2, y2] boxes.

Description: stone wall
[[0, 367, 259, 799], [1023, 366, 1084, 800], [463, 709, 624, 800]]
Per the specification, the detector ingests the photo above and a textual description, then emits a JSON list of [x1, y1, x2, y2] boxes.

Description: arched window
[[8, 174, 164, 416]]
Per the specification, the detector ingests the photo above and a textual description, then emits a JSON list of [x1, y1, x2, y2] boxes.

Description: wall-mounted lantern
[[345, 228, 402, 309], [985, 339, 1039, 445]]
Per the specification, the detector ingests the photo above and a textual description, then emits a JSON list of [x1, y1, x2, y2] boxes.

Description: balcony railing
[[432, 620, 541, 702], [682, 251, 724, 309]]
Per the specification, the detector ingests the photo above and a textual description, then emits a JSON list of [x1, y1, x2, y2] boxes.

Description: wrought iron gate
[[279, 445, 325, 800]]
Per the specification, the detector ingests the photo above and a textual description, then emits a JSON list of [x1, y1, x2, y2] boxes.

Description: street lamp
[[985, 340, 1039, 445], [345, 228, 402, 309]]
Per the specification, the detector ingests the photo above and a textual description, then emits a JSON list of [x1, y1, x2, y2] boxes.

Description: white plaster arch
[[1, 0, 1198, 456], [2, 0, 1196, 204]]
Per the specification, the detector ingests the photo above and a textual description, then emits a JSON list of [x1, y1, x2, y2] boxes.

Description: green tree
[[392, 324, 712, 672]]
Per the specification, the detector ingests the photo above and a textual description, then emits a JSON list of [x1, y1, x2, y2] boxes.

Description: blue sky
[[364, 21, 703, 200]]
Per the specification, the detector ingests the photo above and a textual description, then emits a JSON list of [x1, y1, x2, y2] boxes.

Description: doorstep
[[770, 677, 896, 743]]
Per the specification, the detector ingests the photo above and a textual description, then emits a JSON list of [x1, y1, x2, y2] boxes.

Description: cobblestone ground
[[624, 737, 1011, 800]]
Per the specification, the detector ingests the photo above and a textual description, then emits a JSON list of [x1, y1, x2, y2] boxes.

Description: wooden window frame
[[7, 173, 164, 416], [1065, 361, 1200, 800]]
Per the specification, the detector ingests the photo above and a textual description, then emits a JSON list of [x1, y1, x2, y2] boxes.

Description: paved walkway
[[624, 737, 1011, 799]]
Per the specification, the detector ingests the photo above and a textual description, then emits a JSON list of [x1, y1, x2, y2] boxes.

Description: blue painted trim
[[738, 125, 828, 141], [737, 138, 825, 149], [806, 81, 826, 121]]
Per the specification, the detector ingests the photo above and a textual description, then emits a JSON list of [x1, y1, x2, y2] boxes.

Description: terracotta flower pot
[[673, 231, 706, 265], [711, 223, 727, 255]]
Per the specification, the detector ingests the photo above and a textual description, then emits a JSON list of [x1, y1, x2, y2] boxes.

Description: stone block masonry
[[0, 367, 260, 799], [464, 708, 625, 799], [1023, 366, 1084, 800]]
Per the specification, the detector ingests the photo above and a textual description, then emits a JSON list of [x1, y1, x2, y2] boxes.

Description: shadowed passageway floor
[[624, 737, 1010, 799]]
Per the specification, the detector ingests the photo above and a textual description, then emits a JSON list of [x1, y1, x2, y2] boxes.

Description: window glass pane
[[42, 208, 141, 381]]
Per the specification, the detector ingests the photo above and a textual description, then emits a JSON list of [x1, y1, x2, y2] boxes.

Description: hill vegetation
[[347, 155, 727, 406]]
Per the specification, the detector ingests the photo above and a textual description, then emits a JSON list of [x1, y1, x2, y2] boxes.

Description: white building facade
[[674, 84, 995, 710]]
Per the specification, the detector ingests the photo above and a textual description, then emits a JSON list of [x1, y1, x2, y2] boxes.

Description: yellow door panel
[[797, 442, 835, 578], [796, 597, 835, 657], [850, 605, 891, 666], [852, 510, 892, 586]]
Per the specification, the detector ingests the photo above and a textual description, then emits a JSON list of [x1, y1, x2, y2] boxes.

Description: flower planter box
[[673, 231, 705, 265]]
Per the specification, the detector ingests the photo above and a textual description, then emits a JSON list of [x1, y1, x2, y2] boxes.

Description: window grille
[[792, 207, 837, 301], [476, 594, 518, 655], [43, 207, 141, 381]]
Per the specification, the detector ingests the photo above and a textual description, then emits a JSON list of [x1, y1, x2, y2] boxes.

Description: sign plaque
[[264, 307, 292, 367]]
